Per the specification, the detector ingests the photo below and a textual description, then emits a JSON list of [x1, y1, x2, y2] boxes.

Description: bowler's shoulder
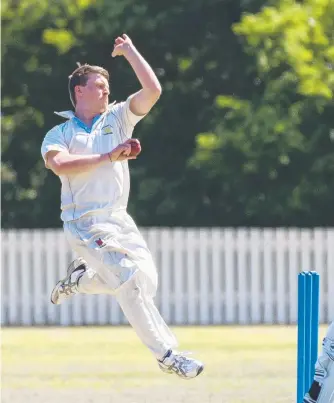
[[45, 122, 68, 138], [106, 96, 146, 129], [49, 111, 75, 135], [106, 97, 136, 120], [104, 101, 129, 127], [42, 120, 73, 150], [106, 100, 124, 115]]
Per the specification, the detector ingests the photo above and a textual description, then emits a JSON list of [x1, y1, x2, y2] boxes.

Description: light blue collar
[[54, 102, 116, 133], [73, 115, 101, 133]]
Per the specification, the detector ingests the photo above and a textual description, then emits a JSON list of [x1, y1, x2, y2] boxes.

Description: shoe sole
[[196, 365, 204, 377], [165, 364, 204, 380], [50, 280, 63, 305], [50, 265, 81, 305], [183, 364, 204, 380], [50, 262, 86, 305], [158, 361, 204, 379]]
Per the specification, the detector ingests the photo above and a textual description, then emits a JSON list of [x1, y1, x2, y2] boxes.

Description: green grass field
[[1, 326, 326, 403]]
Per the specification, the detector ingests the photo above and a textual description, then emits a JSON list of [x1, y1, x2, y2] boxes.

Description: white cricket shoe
[[50, 257, 87, 305], [158, 350, 204, 379], [303, 391, 317, 403]]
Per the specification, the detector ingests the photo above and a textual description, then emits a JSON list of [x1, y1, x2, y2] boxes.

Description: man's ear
[[75, 85, 83, 100]]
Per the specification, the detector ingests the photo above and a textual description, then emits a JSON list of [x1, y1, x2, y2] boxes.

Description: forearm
[[124, 45, 162, 94], [48, 152, 109, 176]]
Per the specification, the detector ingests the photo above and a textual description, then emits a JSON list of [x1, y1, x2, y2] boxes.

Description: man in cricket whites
[[41, 34, 204, 379], [303, 322, 334, 403]]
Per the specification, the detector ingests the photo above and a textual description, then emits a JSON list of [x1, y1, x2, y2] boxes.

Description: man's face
[[75, 73, 110, 112]]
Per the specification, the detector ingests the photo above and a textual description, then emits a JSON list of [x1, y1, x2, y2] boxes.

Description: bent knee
[[100, 251, 138, 291]]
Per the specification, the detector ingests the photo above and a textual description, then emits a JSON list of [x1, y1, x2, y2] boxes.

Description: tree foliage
[[192, 0, 334, 226], [2, 0, 333, 228]]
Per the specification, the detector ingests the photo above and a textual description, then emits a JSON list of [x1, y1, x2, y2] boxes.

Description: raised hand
[[111, 34, 134, 58]]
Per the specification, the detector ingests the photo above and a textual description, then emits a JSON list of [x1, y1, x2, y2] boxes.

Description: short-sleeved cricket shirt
[[41, 96, 144, 222]]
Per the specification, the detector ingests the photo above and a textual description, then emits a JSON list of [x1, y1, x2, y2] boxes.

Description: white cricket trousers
[[64, 209, 178, 359]]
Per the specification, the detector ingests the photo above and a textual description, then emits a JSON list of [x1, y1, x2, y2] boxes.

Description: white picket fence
[[1, 228, 333, 326]]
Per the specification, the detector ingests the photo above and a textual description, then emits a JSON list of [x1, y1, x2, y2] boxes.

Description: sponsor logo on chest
[[101, 124, 113, 135]]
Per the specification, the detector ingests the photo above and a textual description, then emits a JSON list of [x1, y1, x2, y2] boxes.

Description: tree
[[2, 0, 259, 228], [1, 0, 97, 227], [2, 0, 333, 228], [191, 0, 334, 226]]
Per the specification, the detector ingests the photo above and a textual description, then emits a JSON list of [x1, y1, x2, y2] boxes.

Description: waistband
[[67, 207, 127, 223]]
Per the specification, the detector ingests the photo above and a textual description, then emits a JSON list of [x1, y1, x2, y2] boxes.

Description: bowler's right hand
[[108, 143, 136, 161]]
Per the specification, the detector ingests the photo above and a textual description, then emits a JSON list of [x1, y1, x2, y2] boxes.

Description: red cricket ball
[[129, 139, 141, 157]]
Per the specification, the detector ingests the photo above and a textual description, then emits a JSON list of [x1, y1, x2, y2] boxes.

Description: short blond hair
[[68, 64, 109, 106]]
